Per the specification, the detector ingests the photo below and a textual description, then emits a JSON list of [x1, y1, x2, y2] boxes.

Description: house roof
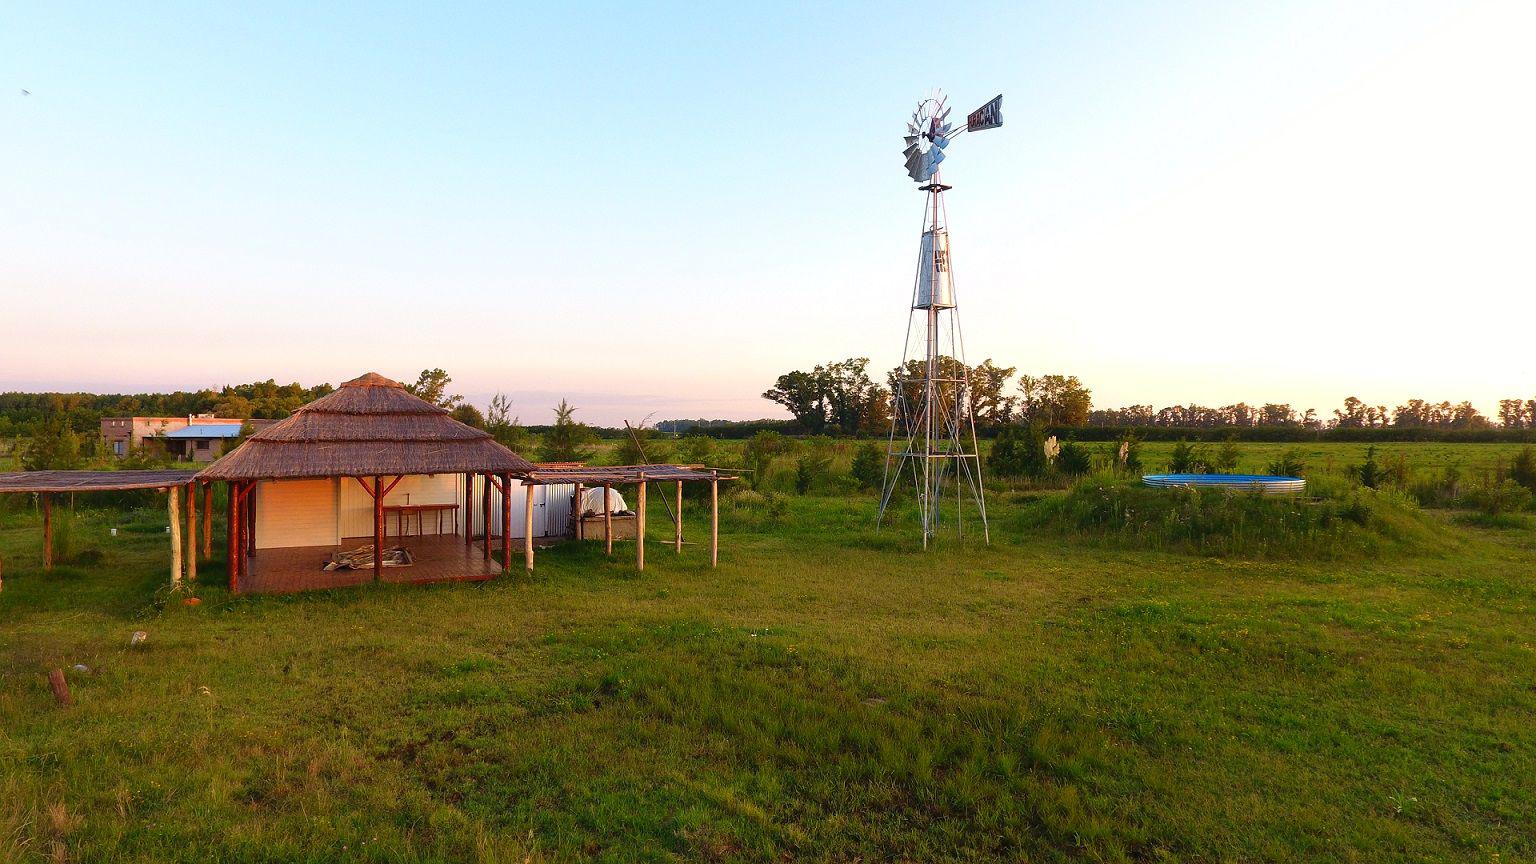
[[196, 372, 533, 481], [164, 424, 244, 439]]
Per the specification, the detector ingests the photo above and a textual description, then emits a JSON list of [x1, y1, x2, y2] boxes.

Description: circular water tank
[[1141, 474, 1306, 495]]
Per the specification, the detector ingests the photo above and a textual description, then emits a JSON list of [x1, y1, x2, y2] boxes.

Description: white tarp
[[579, 486, 628, 516]]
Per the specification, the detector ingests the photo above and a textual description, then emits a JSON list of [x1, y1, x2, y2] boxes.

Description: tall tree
[[1016, 374, 1091, 426], [538, 399, 597, 463], [762, 369, 827, 433], [485, 392, 531, 453], [406, 369, 463, 409], [968, 359, 1018, 427]]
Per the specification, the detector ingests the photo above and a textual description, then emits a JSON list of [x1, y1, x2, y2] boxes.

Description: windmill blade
[[905, 135, 919, 147], [905, 149, 925, 179], [932, 136, 949, 150]]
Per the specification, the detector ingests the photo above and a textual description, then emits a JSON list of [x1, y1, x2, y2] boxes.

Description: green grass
[[2, 450, 1535, 862]]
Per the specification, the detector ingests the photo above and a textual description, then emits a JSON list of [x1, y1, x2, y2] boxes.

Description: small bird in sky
[[20, 89, 29, 96]]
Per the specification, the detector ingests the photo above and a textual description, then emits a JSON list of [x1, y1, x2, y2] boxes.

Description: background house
[[100, 414, 270, 458]]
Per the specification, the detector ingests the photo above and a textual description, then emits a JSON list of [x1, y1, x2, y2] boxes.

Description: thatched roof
[[197, 372, 533, 480]]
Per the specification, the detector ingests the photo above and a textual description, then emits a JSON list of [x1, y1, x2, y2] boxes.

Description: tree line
[[761, 356, 1535, 435]]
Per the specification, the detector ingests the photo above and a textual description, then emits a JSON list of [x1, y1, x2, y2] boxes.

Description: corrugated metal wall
[[466, 474, 574, 539]]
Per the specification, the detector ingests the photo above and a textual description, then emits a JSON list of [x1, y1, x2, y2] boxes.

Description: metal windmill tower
[[878, 91, 1003, 547]]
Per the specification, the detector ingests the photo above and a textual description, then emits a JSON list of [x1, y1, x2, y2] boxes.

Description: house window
[[195, 440, 210, 451], [114, 441, 125, 456]]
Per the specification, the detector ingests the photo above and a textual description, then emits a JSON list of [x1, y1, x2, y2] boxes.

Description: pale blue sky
[[3, 2, 1532, 424]]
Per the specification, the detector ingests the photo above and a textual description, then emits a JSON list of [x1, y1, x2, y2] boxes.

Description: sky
[[2, 1, 1532, 425]]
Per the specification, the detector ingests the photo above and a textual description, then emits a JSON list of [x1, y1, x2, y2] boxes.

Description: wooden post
[[202, 482, 212, 558], [168, 486, 182, 590], [464, 472, 474, 547], [185, 484, 197, 583], [635, 475, 646, 571], [245, 483, 256, 556], [710, 471, 719, 568], [48, 669, 72, 707], [482, 473, 492, 561], [603, 485, 613, 556], [41, 493, 52, 570], [227, 482, 238, 592], [674, 480, 684, 554], [524, 482, 536, 571], [501, 474, 512, 574], [372, 476, 383, 583], [573, 483, 584, 540]]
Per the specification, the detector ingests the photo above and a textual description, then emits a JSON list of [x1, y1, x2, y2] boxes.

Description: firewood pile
[[322, 544, 414, 571]]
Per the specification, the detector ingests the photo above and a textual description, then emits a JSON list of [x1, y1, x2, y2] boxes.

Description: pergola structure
[[515, 464, 735, 571], [0, 469, 201, 590]]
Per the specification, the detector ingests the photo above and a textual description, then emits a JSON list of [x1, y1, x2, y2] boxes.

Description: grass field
[[2, 442, 1534, 862]]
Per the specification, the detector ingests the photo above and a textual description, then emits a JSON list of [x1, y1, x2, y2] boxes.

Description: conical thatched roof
[[197, 372, 533, 480]]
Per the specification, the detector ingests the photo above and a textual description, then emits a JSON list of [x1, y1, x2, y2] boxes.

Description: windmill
[[878, 91, 1003, 547]]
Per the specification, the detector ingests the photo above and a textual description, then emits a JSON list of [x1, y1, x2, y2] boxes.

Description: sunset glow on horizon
[[3, 2, 1532, 426]]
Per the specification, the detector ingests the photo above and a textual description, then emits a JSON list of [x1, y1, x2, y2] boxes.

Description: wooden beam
[[635, 475, 646, 572], [710, 471, 719, 568], [227, 481, 238, 592], [48, 669, 72, 707], [464, 473, 473, 547], [168, 485, 182, 590], [674, 479, 683, 554], [354, 476, 376, 498], [185, 483, 197, 583], [381, 475, 404, 498], [202, 482, 212, 558], [573, 483, 584, 540], [244, 482, 256, 556], [41, 493, 52, 570], [603, 484, 613, 556], [524, 482, 536, 571], [482, 473, 492, 561], [372, 475, 384, 583], [501, 474, 512, 574]]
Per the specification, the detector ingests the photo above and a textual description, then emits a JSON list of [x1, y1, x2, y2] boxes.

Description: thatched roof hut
[[198, 372, 531, 481]]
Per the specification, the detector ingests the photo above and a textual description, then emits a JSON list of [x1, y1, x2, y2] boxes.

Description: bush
[[1351, 446, 1389, 489], [721, 488, 789, 528], [850, 444, 884, 490], [1029, 478, 1430, 558], [1167, 439, 1206, 474], [989, 423, 1048, 479], [1212, 437, 1240, 473], [794, 452, 832, 495], [1265, 449, 1307, 478], [742, 431, 793, 490], [1511, 446, 1536, 493], [1466, 477, 1533, 516], [1057, 441, 1092, 477]]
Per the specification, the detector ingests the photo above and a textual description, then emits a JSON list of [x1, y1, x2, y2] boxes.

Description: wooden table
[[383, 503, 459, 538]]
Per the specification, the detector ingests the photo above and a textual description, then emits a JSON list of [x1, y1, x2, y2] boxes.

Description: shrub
[[676, 434, 715, 466], [850, 444, 884, 490], [742, 431, 793, 490], [1057, 441, 1092, 477], [1265, 449, 1307, 478], [989, 423, 1048, 479], [1466, 476, 1534, 516], [1351, 446, 1389, 489], [1212, 437, 1240, 473], [1167, 439, 1205, 474], [794, 453, 832, 495], [1511, 446, 1536, 493], [1030, 478, 1429, 558], [722, 488, 789, 528]]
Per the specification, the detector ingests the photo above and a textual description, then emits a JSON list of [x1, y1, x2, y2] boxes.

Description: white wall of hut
[[250, 475, 577, 549]]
